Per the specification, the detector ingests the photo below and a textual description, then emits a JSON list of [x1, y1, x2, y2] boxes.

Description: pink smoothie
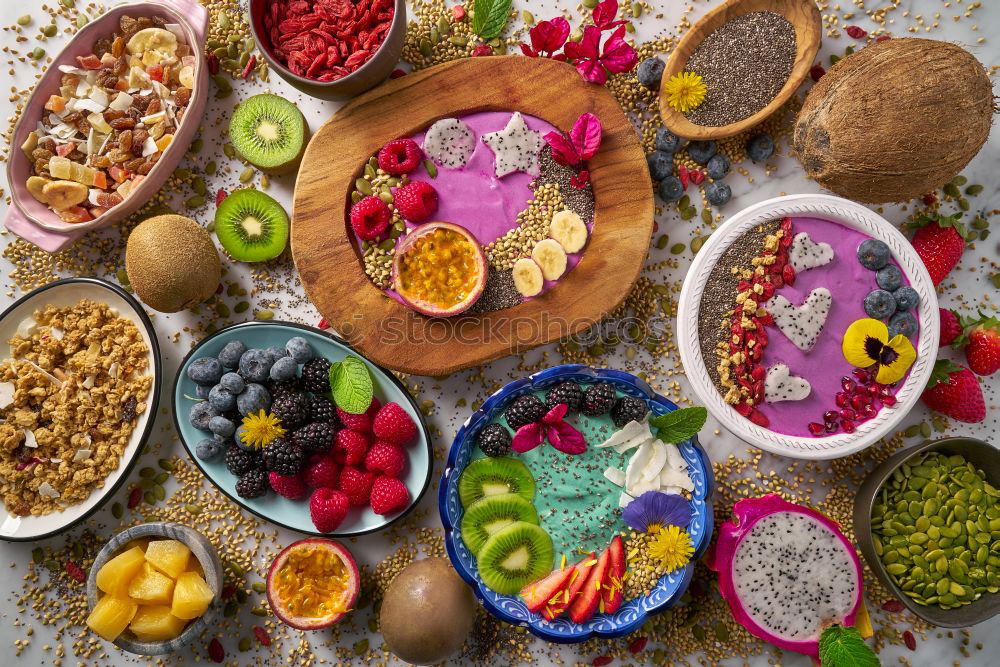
[[757, 217, 919, 437]]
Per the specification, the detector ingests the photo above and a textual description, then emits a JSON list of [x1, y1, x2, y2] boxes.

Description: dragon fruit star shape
[[482, 112, 544, 178]]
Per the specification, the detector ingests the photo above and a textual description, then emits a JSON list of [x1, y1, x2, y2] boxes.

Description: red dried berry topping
[[221, 585, 236, 599], [317, 318, 330, 329], [127, 486, 142, 509], [393, 181, 438, 223], [689, 169, 705, 185], [903, 630, 916, 651], [677, 163, 690, 190], [592, 657, 613, 667], [208, 638, 225, 663], [471, 44, 493, 57], [207, 53, 220, 75], [809, 64, 826, 81], [215, 188, 227, 206], [629, 637, 648, 654], [881, 599, 905, 613], [845, 26, 867, 39], [65, 560, 85, 582], [253, 625, 272, 646], [875, 34, 892, 43], [452, 5, 466, 21], [389, 68, 407, 79], [782, 264, 795, 286], [922, 193, 938, 206], [350, 196, 392, 241], [377, 139, 422, 175]]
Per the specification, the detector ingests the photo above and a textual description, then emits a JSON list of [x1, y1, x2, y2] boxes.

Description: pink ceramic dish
[[4, 0, 208, 253]]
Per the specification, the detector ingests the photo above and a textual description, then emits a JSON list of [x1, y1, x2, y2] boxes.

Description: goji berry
[[207, 53, 219, 75], [389, 68, 406, 78], [678, 163, 689, 190], [215, 283, 224, 295], [253, 626, 272, 646], [65, 560, 85, 582], [216, 188, 228, 206], [881, 599, 905, 613], [809, 64, 826, 81], [221, 585, 236, 599], [845, 26, 867, 39], [317, 318, 330, 330], [629, 636, 648, 653], [922, 193, 937, 206], [452, 6, 466, 21], [127, 486, 142, 509], [876, 34, 892, 43], [592, 657, 613, 667], [241, 54, 257, 79], [471, 44, 493, 57], [903, 630, 916, 651], [689, 169, 705, 185]]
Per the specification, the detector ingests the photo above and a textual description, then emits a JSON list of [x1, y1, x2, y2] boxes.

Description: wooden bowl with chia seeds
[[659, 0, 821, 140]]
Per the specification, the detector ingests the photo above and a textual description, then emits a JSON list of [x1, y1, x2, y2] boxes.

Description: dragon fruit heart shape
[[706, 495, 863, 658]]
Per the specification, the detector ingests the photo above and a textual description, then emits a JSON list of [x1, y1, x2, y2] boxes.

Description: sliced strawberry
[[568, 549, 610, 623], [542, 557, 594, 620], [601, 536, 626, 614], [520, 566, 574, 613]]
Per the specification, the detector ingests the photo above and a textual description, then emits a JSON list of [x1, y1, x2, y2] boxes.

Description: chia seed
[[683, 11, 796, 127], [468, 268, 523, 314], [534, 146, 596, 225]]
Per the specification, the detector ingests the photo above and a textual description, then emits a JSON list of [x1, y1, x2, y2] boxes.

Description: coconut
[[794, 38, 994, 203]]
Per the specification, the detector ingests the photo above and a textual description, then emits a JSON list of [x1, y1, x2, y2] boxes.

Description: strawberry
[[337, 397, 381, 433], [369, 476, 410, 515], [372, 402, 418, 445], [908, 212, 967, 286], [520, 566, 574, 613], [939, 308, 963, 346], [364, 440, 407, 477], [920, 359, 985, 423], [568, 548, 610, 623], [309, 488, 349, 532], [303, 455, 339, 489], [542, 556, 595, 620], [601, 536, 626, 614], [332, 429, 370, 465], [338, 465, 374, 506], [965, 315, 1000, 375], [268, 471, 307, 499]]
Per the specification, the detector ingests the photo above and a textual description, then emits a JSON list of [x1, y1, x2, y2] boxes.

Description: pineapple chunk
[[49, 155, 73, 179], [96, 546, 146, 597], [129, 605, 187, 641], [128, 562, 175, 605], [171, 571, 214, 620], [185, 557, 205, 577], [144, 539, 191, 578], [86, 595, 137, 641], [69, 161, 97, 186]]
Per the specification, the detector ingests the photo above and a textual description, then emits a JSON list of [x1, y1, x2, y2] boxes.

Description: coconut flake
[[109, 92, 133, 111], [596, 419, 649, 448], [641, 439, 667, 482], [141, 136, 159, 157], [625, 441, 654, 494], [0, 382, 15, 409], [659, 466, 694, 492], [49, 327, 64, 341], [72, 449, 92, 462], [16, 316, 37, 338], [109, 362, 120, 378], [619, 491, 634, 508], [38, 482, 60, 499], [663, 441, 687, 472], [23, 430, 37, 448], [603, 467, 626, 486]]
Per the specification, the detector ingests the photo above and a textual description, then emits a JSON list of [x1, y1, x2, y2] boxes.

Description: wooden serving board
[[291, 56, 653, 376]]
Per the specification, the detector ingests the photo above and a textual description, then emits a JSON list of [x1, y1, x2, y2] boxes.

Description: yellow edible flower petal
[[240, 409, 286, 449], [664, 72, 707, 113], [842, 318, 889, 368], [875, 334, 917, 384], [647, 524, 694, 574]]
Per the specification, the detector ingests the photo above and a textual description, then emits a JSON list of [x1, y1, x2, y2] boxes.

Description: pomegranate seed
[[825, 420, 839, 433], [216, 188, 227, 206], [869, 385, 881, 397], [823, 411, 839, 423], [903, 630, 916, 651], [862, 403, 877, 417], [882, 394, 897, 407], [208, 638, 224, 663], [389, 68, 407, 79], [782, 264, 795, 286], [780, 217, 793, 233], [751, 366, 765, 381], [876, 34, 892, 43], [629, 637, 648, 654], [852, 368, 869, 382], [678, 164, 690, 190], [65, 560, 85, 582], [253, 626, 272, 646], [841, 377, 856, 392], [851, 395, 866, 410], [809, 64, 826, 81], [592, 657, 613, 667], [841, 419, 856, 434], [840, 408, 857, 421], [317, 318, 330, 330], [127, 486, 142, 509], [835, 392, 849, 407], [845, 26, 868, 39], [808, 422, 825, 436], [735, 402, 753, 417], [689, 169, 705, 185], [881, 599, 905, 613]]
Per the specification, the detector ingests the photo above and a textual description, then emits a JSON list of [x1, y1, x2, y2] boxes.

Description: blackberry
[[292, 421, 336, 453], [544, 381, 583, 412], [269, 377, 301, 401], [270, 391, 310, 430], [301, 357, 331, 393], [262, 437, 304, 476], [235, 468, 268, 499], [582, 382, 616, 416], [611, 396, 648, 428], [307, 394, 339, 426], [504, 394, 546, 430], [478, 423, 512, 457], [225, 445, 259, 477]]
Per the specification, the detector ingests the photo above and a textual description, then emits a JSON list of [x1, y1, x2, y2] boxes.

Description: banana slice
[[126, 28, 178, 63], [41, 180, 88, 210], [512, 258, 544, 297], [531, 239, 568, 281], [26, 176, 52, 204], [549, 209, 588, 253]]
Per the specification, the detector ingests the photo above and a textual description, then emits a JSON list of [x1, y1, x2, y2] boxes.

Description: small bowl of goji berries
[[250, 0, 407, 100]]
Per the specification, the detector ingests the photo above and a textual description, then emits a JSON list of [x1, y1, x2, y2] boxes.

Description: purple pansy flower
[[622, 491, 692, 533]]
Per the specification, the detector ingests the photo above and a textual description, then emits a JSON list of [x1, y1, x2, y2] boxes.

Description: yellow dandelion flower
[[647, 524, 694, 574], [664, 72, 707, 113], [842, 318, 916, 384], [240, 410, 286, 449]]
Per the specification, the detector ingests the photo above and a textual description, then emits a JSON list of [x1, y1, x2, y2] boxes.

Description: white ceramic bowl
[[0, 278, 161, 540], [677, 194, 939, 460]]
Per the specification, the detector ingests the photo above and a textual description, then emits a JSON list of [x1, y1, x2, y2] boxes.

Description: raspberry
[[393, 181, 438, 223], [339, 465, 374, 506], [350, 196, 391, 241], [333, 429, 370, 465], [370, 476, 411, 515], [365, 440, 407, 477], [303, 455, 339, 489], [309, 487, 349, 532], [377, 139, 422, 175], [268, 471, 307, 499], [372, 402, 418, 445], [337, 397, 381, 432]]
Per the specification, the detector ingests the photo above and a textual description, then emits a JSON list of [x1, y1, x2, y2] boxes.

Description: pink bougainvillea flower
[[600, 25, 639, 74], [570, 169, 591, 190], [520, 16, 571, 57], [564, 25, 637, 84], [593, 0, 627, 30], [510, 403, 587, 455], [544, 113, 603, 167]]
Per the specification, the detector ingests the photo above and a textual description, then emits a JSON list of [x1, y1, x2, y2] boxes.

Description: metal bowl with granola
[[0, 279, 161, 541]]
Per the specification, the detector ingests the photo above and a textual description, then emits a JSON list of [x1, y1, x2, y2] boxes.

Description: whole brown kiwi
[[378, 557, 476, 665], [125, 214, 221, 313]]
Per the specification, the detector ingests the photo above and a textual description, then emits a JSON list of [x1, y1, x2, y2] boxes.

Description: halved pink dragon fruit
[[707, 495, 864, 658]]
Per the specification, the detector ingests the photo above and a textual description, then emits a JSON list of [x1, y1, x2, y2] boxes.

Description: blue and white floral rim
[[439, 365, 716, 643]]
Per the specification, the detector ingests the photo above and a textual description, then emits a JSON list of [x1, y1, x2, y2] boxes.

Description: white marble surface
[[0, 0, 997, 665]]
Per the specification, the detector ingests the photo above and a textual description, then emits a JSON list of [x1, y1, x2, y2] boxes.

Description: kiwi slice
[[215, 189, 289, 262], [458, 457, 535, 508], [228, 94, 308, 174], [476, 521, 553, 595], [460, 493, 539, 555]]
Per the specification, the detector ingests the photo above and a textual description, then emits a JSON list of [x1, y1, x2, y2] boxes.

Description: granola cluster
[[0, 300, 152, 516]]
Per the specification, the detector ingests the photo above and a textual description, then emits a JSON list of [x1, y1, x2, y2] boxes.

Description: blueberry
[[687, 140, 716, 165], [706, 182, 732, 207], [195, 437, 225, 461], [658, 176, 685, 203], [637, 57, 665, 90], [655, 128, 682, 153], [237, 383, 271, 416], [647, 150, 673, 181], [864, 289, 897, 319], [285, 336, 314, 363], [706, 154, 730, 180], [876, 264, 903, 291], [233, 425, 254, 451], [195, 384, 211, 399], [265, 346, 288, 363], [239, 348, 273, 382], [746, 134, 774, 162], [269, 356, 298, 382], [217, 340, 246, 369], [188, 357, 223, 385], [189, 401, 219, 431], [219, 372, 245, 394], [857, 239, 890, 271], [888, 311, 918, 339], [208, 384, 237, 412], [208, 415, 236, 437], [893, 286, 920, 311]]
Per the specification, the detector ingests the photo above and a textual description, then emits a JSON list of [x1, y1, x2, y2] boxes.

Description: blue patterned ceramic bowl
[[440, 365, 715, 643]]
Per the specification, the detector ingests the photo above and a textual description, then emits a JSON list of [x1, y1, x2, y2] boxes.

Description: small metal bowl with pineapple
[[85, 522, 222, 655]]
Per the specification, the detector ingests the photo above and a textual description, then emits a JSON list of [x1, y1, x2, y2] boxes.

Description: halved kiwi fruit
[[215, 189, 289, 262], [460, 493, 539, 556], [476, 521, 553, 595], [229, 94, 308, 174], [458, 457, 535, 508]]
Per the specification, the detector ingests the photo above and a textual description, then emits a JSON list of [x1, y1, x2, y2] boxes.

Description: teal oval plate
[[172, 321, 432, 536]]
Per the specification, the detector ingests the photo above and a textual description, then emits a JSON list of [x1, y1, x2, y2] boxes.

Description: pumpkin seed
[[185, 195, 206, 209], [424, 160, 438, 178], [670, 243, 686, 255], [154, 472, 169, 485], [260, 174, 270, 190], [523, 10, 535, 24], [221, 59, 239, 71], [235, 301, 250, 313], [256, 310, 274, 320], [582, 0, 599, 7], [655, 234, 669, 249], [143, 490, 156, 505], [29, 47, 46, 60], [430, 27, 440, 44], [111, 502, 123, 519], [17, 15, 31, 26], [240, 167, 254, 183], [691, 235, 707, 253], [965, 184, 984, 196], [218, 11, 231, 30], [252, 582, 266, 593], [185, 503, 202, 514], [438, 16, 450, 35], [449, 35, 468, 47], [419, 38, 432, 56], [632, 2, 643, 18], [223, 143, 236, 158], [42, 24, 57, 37], [378, 192, 394, 205], [356, 178, 373, 195]]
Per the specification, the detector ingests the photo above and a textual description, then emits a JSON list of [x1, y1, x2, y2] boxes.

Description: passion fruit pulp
[[391, 221, 486, 317], [265, 538, 359, 631]]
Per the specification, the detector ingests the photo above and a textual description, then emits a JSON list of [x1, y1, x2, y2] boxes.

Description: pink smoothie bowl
[[4, 0, 209, 253]]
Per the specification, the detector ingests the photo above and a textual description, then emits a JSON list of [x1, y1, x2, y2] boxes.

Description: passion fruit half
[[265, 538, 359, 631], [391, 222, 486, 317]]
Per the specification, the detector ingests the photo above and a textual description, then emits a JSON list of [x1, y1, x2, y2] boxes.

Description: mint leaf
[[473, 0, 512, 39], [648, 407, 707, 444], [329, 355, 373, 414], [818, 626, 880, 667]]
